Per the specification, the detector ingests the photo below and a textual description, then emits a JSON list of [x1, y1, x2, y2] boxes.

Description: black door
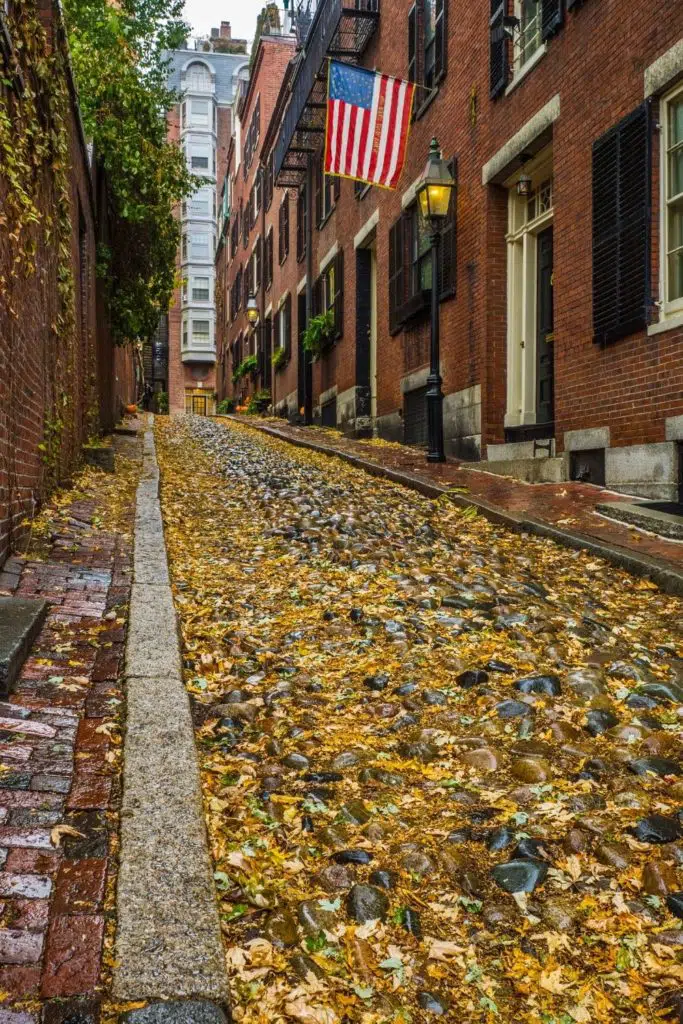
[[536, 227, 554, 427]]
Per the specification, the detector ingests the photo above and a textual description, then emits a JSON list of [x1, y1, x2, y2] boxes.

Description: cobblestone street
[[155, 415, 683, 1024]]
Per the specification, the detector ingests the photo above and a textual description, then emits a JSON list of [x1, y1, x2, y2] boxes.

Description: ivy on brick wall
[[62, 0, 196, 344]]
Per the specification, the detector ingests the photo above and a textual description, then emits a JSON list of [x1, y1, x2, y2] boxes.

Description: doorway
[[355, 240, 377, 434], [536, 226, 554, 426]]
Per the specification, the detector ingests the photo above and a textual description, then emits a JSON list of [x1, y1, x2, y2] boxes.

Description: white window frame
[[189, 185, 214, 219], [509, 0, 546, 86], [504, 153, 554, 430], [191, 275, 211, 302], [190, 98, 210, 127], [186, 62, 212, 93], [189, 231, 212, 262], [191, 318, 212, 347], [660, 81, 683, 321]]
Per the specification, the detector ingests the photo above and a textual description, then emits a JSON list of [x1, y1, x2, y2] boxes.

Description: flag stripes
[[325, 62, 414, 190]]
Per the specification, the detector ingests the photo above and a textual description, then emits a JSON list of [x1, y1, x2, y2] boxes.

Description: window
[[253, 237, 262, 291], [264, 152, 274, 211], [265, 228, 273, 290], [250, 171, 262, 228], [187, 136, 214, 174], [231, 214, 239, 259], [242, 196, 249, 246], [297, 186, 307, 262], [190, 98, 210, 126], [662, 85, 683, 316], [186, 62, 212, 92], [189, 232, 211, 261], [192, 319, 211, 345], [592, 102, 652, 345], [274, 293, 292, 358], [279, 194, 290, 263], [233, 266, 243, 317], [189, 186, 214, 217], [182, 233, 188, 260], [408, 0, 445, 99], [515, 0, 541, 69], [182, 316, 189, 347], [192, 276, 210, 301], [244, 96, 261, 171], [315, 157, 339, 226], [388, 158, 456, 332], [314, 250, 344, 342]]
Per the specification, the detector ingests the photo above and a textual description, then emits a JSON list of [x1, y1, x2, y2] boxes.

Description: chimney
[[219, 21, 231, 39]]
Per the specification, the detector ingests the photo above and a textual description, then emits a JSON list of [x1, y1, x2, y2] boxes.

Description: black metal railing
[[274, 0, 379, 187]]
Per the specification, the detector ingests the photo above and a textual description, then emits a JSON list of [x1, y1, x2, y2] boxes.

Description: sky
[[182, 0, 267, 49]]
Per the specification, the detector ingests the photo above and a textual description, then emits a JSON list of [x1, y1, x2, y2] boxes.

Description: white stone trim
[[319, 384, 338, 405], [278, 290, 289, 309], [354, 209, 379, 249], [319, 241, 339, 274], [264, 303, 272, 318], [645, 39, 683, 98], [564, 427, 610, 452], [482, 95, 560, 185], [665, 415, 683, 441], [297, 275, 307, 295], [647, 312, 683, 337]]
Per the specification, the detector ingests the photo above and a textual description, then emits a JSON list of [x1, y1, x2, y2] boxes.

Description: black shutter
[[566, 0, 582, 9], [273, 309, 280, 355], [255, 237, 262, 290], [278, 203, 284, 264], [439, 158, 457, 299], [284, 294, 292, 358], [541, 0, 564, 40], [592, 102, 652, 346], [408, 4, 417, 83], [434, 0, 446, 82], [334, 249, 344, 338], [313, 275, 322, 319], [388, 216, 405, 334], [489, 0, 508, 100], [333, 175, 341, 202]]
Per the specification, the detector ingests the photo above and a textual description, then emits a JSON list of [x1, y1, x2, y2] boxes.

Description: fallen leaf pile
[[155, 415, 683, 1024]]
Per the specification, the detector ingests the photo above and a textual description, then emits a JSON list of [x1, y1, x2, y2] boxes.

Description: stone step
[[0, 598, 49, 698], [464, 456, 567, 485], [596, 501, 683, 540]]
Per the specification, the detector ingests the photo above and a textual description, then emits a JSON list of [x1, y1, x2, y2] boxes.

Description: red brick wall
[[0, 1, 132, 566], [229, 0, 683, 453]]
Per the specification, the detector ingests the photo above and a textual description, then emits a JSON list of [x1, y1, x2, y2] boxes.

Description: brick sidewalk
[[233, 417, 683, 570], [0, 435, 140, 1023]]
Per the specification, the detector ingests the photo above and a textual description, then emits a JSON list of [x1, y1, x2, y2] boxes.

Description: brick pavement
[[0, 437, 139, 1022], [235, 417, 683, 570]]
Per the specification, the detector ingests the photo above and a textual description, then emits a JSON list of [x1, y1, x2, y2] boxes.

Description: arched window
[[186, 61, 211, 92]]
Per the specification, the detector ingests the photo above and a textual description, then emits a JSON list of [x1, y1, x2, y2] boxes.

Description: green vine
[[302, 310, 335, 360], [272, 346, 288, 372], [232, 354, 259, 385]]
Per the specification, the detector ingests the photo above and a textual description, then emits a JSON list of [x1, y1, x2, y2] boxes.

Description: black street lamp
[[415, 138, 455, 463]]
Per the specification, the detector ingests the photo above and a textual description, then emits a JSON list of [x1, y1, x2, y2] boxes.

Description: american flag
[[325, 61, 415, 190]]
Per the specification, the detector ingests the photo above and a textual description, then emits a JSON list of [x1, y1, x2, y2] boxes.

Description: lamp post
[[415, 138, 455, 463]]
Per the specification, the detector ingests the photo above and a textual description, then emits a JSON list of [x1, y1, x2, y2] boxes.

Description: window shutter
[[333, 175, 341, 202], [566, 0, 582, 7], [278, 203, 284, 263], [489, 0, 508, 100], [334, 249, 344, 339], [273, 309, 280, 353], [284, 294, 292, 358], [255, 237, 262, 290], [439, 158, 457, 299], [592, 102, 652, 345], [541, 0, 564, 40], [408, 4, 417, 83], [388, 217, 405, 334], [434, 0, 446, 82]]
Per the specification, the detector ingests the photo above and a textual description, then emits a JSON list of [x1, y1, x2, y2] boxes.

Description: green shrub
[[217, 398, 235, 414]]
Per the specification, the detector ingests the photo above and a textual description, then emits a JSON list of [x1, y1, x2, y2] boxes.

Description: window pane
[[669, 96, 683, 148], [192, 277, 210, 301], [192, 155, 209, 170], [192, 320, 210, 340], [191, 99, 209, 125], [668, 201, 683, 301], [519, 0, 541, 65], [668, 143, 683, 200]]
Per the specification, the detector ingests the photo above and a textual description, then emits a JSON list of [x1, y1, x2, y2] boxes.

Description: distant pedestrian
[[142, 383, 153, 411]]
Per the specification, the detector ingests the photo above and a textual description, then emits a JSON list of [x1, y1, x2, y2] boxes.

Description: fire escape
[[274, 0, 379, 187]]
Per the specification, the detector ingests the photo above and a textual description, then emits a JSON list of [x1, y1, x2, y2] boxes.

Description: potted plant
[[301, 310, 335, 361], [272, 347, 288, 372]]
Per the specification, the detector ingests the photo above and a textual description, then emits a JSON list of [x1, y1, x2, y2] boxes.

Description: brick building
[[164, 44, 249, 415], [0, 0, 136, 566], [216, 1, 683, 501], [215, 32, 298, 410]]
